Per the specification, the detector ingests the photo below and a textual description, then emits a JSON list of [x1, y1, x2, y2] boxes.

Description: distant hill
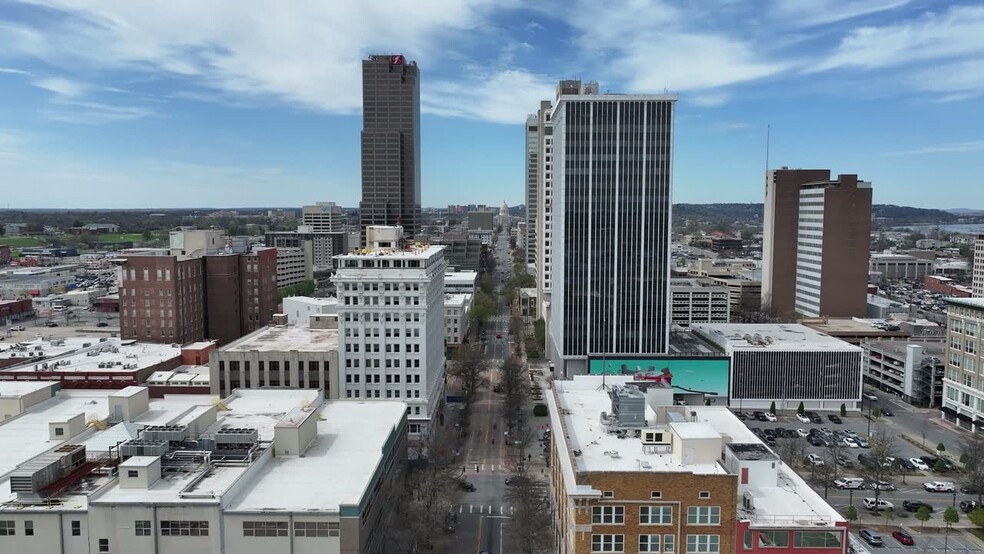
[[946, 208, 984, 216], [673, 203, 959, 225]]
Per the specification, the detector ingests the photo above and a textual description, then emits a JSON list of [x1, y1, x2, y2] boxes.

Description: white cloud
[[770, 0, 910, 27], [0, 67, 31, 75], [423, 69, 554, 124], [816, 5, 984, 70], [689, 92, 730, 107], [41, 100, 156, 124], [911, 59, 984, 101], [2, 0, 515, 119], [885, 141, 984, 156], [33, 76, 87, 97]]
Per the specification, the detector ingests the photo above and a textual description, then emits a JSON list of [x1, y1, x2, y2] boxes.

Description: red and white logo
[[391, 55, 405, 65]]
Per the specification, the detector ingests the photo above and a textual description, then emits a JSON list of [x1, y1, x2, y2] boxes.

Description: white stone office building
[[332, 226, 447, 438], [301, 202, 344, 233], [533, 99, 555, 333], [974, 235, 984, 297], [941, 297, 984, 431], [444, 293, 471, 346], [546, 81, 676, 377]]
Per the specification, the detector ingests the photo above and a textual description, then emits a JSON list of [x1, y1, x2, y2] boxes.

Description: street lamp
[[866, 395, 873, 437]]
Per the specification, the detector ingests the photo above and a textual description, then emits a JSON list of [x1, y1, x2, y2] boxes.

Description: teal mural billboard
[[587, 357, 730, 398]]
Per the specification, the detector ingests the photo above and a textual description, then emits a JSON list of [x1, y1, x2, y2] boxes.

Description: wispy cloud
[[424, 69, 554, 124], [689, 92, 730, 107], [770, 0, 911, 27], [0, 67, 31, 75], [33, 76, 87, 97], [41, 100, 156, 124], [885, 141, 984, 156]]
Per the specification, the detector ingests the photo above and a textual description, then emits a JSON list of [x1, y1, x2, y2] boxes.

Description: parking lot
[[737, 408, 981, 514], [852, 529, 980, 553]]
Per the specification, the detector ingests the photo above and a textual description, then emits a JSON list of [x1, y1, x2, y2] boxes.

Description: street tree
[[844, 505, 858, 524], [812, 449, 840, 498], [960, 432, 984, 503], [774, 436, 807, 468], [449, 343, 489, 412], [504, 465, 555, 553], [915, 506, 931, 528], [857, 428, 899, 508], [968, 507, 984, 528], [500, 355, 529, 435], [769, 401, 776, 415], [797, 401, 805, 416], [937, 442, 946, 457], [385, 431, 461, 552]]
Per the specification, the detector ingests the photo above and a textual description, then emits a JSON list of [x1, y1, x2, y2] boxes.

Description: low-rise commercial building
[[548, 376, 846, 554], [864, 341, 944, 408], [0, 298, 33, 326], [691, 324, 863, 411], [444, 270, 478, 297], [444, 293, 471, 346], [209, 324, 340, 399], [924, 275, 972, 298], [869, 253, 933, 282], [0, 385, 406, 554], [0, 338, 182, 389], [0, 264, 79, 297]]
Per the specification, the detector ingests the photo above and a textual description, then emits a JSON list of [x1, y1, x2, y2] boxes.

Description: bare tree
[[774, 436, 807, 468], [961, 432, 984, 504], [857, 428, 899, 510], [448, 342, 489, 412], [504, 464, 555, 553], [501, 355, 529, 435], [385, 429, 461, 552]]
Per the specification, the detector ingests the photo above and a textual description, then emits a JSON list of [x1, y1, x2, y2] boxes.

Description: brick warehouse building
[[118, 248, 277, 346], [548, 376, 846, 554]]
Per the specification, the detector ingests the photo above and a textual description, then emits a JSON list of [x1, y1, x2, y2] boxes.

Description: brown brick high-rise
[[121, 248, 277, 346], [359, 54, 421, 243]]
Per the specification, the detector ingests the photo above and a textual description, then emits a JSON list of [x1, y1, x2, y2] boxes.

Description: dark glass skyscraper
[[360, 54, 421, 243], [547, 81, 677, 375]]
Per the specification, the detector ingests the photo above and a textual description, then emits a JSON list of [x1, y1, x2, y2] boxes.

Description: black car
[[809, 436, 824, 447], [753, 411, 768, 421], [764, 436, 777, 446], [858, 453, 875, 467], [458, 481, 476, 492], [45, 322, 58, 327], [734, 411, 747, 421], [920, 456, 955, 472], [895, 458, 917, 471], [960, 500, 979, 513], [827, 414, 843, 424], [96, 322, 109, 327], [903, 500, 934, 512], [881, 408, 894, 416], [961, 485, 982, 495]]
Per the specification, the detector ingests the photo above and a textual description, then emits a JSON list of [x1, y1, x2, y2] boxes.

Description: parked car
[[827, 414, 843, 424], [763, 412, 777, 422], [867, 481, 895, 491], [859, 529, 883, 546], [842, 437, 859, 448], [96, 321, 109, 327], [881, 408, 894, 417], [836, 456, 855, 469], [891, 529, 914, 546], [796, 428, 809, 438], [902, 500, 933, 512], [896, 458, 917, 471], [9, 325, 25, 332], [863, 392, 879, 401], [796, 413, 811, 424], [45, 322, 58, 327], [764, 436, 777, 446], [808, 454, 825, 467], [809, 436, 825, 447], [862, 498, 894, 511], [923, 481, 956, 493], [834, 478, 865, 490], [960, 500, 979, 513], [734, 411, 748, 420], [854, 437, 869, 448], [858, 453, 875, 467], [961, 484, 982, 495], [753, 411, 768, 421], [909, 458, 930, 471]]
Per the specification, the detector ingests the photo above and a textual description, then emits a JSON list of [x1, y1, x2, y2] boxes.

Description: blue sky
[[0, 0, 982, 210]]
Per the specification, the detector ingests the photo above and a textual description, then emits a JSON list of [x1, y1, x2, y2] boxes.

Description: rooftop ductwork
[[10, 444, 86, 498], [141, 425, 188, 443], [608, 385, 647, 428]]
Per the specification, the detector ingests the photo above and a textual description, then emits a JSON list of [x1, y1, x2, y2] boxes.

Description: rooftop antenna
[[596, 353, 610, 391], [765, 124, 771, 174]]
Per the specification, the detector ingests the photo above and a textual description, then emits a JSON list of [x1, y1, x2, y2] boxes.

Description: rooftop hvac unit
[[141, 425, 188, 443], [609, 385, 647, 427], [9, 444, 86, 497], [215, 427, 258, 446], [119, 439, 169, 459]]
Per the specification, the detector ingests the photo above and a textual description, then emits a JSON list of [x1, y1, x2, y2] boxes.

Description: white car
[[796, 428, 809, 438], [763, 412, 777, 422], [924, 481, 955, 493], [863, 498, 894, 511], [842, 437, 859, 448], [863, 393, 879, 401], [808, 454, 825, 467], [796, 413, 811, 424], [910, 458, 930, 471]]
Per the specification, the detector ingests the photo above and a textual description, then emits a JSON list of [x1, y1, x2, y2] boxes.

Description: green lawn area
[[91, 233, 145, 243], [0, 236, 45, 248]]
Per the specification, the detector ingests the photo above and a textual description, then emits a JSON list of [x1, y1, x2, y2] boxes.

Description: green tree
[[840, 403, 847, 417], [944, 506, 960, 526], [969, 507, 984, 528], [797, 402, 805, 416], [470, 291, 497, 326], [937, 442, 946, 457], [276, 280, 316, 302], [935, 460, 947, 472], [871, 407, 881, 418], [915, 506, 931, 528], [844, 505, 858, 523], [769, 401, 776, 415], [533, 319, 546, 352], [961, 432, 984, 504]]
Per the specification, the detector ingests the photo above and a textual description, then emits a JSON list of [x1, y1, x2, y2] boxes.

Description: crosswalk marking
[[461, 504, 513, 516]]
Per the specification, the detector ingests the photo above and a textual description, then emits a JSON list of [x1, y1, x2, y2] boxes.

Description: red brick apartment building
[[119, 248, 277, 346], [548, 377, 848, 554]]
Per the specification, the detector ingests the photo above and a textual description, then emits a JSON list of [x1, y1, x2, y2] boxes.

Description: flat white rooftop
[[336, 244, 444, 260], [2, 338, 180, 373], [691, 323, 862, 352], [444, 293, 470, 308], [445, 270, 477, 283], [552, 377, 726, 475], [147, 365, 209, 386], [226, 400, 405, 513], [0, 336, 91, 362], [0, 380, 57, 397], [221, 325, 339, 353]]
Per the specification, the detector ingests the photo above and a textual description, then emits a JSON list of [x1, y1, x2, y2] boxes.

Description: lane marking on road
[[488, 505, 493, 514], [460, 505, 464, 513]]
